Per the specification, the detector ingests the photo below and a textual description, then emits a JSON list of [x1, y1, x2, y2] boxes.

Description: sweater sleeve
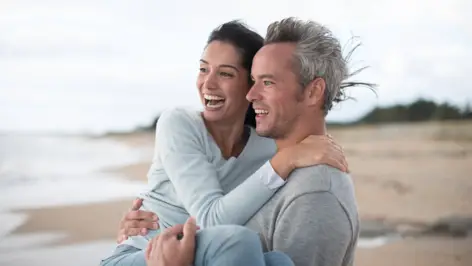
[[155, 108, 284, 228], [273, 192, 353, 266]]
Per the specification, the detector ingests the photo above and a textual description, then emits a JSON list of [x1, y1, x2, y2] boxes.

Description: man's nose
[[246, 83, 262, 102]]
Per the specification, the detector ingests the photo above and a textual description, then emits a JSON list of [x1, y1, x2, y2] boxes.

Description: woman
[[101, 21, 347, 266]]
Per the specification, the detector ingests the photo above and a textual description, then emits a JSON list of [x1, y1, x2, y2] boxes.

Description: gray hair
[[265, 17, 376, 114]]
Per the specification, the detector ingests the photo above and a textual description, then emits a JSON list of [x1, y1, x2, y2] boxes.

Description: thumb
[[131, 198, 143, 211], [181, 217, 197, 247]]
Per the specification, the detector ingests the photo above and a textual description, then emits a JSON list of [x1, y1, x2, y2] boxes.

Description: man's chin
[[255, 126, 273, 138]]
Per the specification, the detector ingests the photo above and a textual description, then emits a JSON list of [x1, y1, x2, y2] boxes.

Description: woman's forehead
[[201, 41, 242, 66]]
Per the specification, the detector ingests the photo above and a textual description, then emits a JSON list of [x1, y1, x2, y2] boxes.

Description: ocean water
[[0, 133, 150, 264], [0, 134, 150, 212]]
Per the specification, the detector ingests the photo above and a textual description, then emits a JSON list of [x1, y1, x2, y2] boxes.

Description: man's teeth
[[204, 94, 225, 101], [254, 109, 269, 114]]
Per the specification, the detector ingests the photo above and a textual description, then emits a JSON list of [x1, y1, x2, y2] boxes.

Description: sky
[[1, 0, 471, 134]]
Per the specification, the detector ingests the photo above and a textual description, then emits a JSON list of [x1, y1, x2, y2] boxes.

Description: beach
[[1, 121, 471, 266]]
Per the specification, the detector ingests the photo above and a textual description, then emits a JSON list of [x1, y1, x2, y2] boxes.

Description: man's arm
[[145, 217, 197, 266], [273, 192, 354, 266]]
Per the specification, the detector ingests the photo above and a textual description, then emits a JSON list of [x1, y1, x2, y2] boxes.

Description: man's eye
[[199, 67, 207, 73], [263, 80, 273, 86]]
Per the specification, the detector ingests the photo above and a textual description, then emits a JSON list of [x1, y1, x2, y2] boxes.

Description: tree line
[[140, 99, 472, 131], [356, 99, 472, 124]]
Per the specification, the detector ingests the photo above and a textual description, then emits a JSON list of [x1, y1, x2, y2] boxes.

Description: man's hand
[[145, 217, 197, 266], [117, 198, 159, 243]]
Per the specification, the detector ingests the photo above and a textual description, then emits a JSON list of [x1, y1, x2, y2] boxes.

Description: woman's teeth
[[206, 100, 225, 107], [204, 94, 225, 108], [204, 94, 225, 101]]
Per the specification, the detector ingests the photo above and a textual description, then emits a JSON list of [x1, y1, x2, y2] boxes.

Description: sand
[[12, 200, 134, 245], [9, 121, 472, 265], [355, 236, 472, 266]]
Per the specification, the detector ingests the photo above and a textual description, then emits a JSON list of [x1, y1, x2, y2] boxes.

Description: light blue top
[[122, 107, 284, 249]]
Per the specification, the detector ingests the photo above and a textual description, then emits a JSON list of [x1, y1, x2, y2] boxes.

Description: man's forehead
[[253, 43, 295, 71]]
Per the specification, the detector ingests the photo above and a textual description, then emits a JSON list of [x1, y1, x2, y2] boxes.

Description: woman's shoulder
[[157, 107, 203, 129], [159, 107, 201, 123], [155, 107, 205, 138]]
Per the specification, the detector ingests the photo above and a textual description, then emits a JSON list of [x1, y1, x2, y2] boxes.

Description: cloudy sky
[[1, 0, 470, 134]]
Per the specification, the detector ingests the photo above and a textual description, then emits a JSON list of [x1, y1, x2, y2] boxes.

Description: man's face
[[247, 43, 306, 139]]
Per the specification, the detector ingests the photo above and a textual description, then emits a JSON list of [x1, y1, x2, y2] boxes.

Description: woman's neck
[[203, 115, 248, 159]]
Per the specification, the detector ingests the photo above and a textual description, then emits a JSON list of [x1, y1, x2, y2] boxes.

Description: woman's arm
[[156, 109, 283, 228], [156, 109, 347, 228]]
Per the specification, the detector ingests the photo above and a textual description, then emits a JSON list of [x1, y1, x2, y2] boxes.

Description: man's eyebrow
[[255, 74, 276, 79], [199, 59, 239, 72]]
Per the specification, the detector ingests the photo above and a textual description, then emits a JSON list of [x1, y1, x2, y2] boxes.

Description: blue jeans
[[101, 225, 293, 266]]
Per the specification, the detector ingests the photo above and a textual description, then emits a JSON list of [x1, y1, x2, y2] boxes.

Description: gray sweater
[[245, 165, 359, 266]]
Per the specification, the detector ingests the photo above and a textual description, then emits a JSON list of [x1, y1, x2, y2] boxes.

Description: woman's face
[[197, 41, 251, 125]]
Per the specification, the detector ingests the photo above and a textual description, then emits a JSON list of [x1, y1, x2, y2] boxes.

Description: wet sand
[[11, 200, 134, 246], [7, 121, 472, 265]]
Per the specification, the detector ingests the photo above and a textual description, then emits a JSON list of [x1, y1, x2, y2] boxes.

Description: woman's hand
[[116, 198, 160, 243], [271, 134, 348, 179], [291, 134, 348, 172]]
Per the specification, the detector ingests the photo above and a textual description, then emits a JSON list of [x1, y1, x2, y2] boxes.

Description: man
[[243, 18, 360, 266], [119, 17, 366, 266]]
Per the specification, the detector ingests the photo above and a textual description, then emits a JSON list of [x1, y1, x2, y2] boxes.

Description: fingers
[[323, 155, 346, 172], [125, 210, 158, 222], [329, 140, 343, 153], [341, 155, 349, 173], [117, 227, 145, 244], [301, 134, 329, 144], [145, 237, 154, 261], [116, 233, 127, 244], [123, 227, 151, 237], [329, 145, 349, 172], [160, 224, 185, 241], [322, 135, 349, 172], [120, 219, 159, 239], [119, 213, 159, 243], [150, 234, 161, 259], [181, 217, 197, 247], [328, 143, 348, 173], [125, 219, 158, 230]]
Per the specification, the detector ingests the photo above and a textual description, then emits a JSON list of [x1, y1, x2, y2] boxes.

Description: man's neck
[[275, 116, 326, 150]]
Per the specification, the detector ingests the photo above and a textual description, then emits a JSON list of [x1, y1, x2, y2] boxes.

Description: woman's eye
[[220, 72, 234, 77], [199, 67, 207, 73]]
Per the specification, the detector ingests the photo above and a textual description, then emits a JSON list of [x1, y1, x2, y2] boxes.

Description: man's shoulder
[[286, 165, 353, 193], [286, 165, 359, 228], [283, 165, 359, 233]]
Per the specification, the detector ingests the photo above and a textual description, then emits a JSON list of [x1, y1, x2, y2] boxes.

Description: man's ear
[[304, 77, 325, 107]]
